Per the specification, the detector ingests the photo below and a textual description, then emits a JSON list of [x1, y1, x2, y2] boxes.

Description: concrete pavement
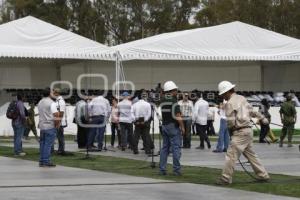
[[0, 156, 299, 200]]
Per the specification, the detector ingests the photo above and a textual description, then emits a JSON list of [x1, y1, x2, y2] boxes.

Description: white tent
[[115, 21, 300, 61], [113, 22, 300, 91], [0, 16, 115, 60]]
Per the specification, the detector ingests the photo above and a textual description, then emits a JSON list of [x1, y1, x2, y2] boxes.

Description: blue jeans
[[88, 116, 106, 149], [216, 118, 230, 151], [159, 123, 182, 173], [12, 124, 25, 154], [40, 128, 57, 164]]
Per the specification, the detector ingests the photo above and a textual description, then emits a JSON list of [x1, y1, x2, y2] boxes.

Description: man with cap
[[216, 80, 270, 185], [193, 94, 211, 150], [178, 92, 193, 148], [87, 91, 111, 151], [279, 93, 297, 147], [118, 91, 138, 154], [159, 81, 185, 176], [132, 89, 153, 155]]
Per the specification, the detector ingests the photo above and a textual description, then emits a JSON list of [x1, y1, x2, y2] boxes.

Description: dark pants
[[111, 122, 121, 146], [134, 121, 153, 153], [120, 122, 137, 152], [57, 127, 65, 153], [77, 124, 88, 148], [24, 124, 38, 137], [196, 124, 210, 148], [192, 123, 197, 135], [182, 119, 192, 148], [259, 123, 270, 143], [206, 120, 215, 136], [88, 115, 106, 150]]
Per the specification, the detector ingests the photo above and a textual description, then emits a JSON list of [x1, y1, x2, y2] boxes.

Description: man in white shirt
[[192, 94, 211, 149], [132, 90, 153, 155], [118, 91, 138, 154], [178, 92, 193, 149], [87, 92, 111, 151], [52, 88, 67, 155], [207, 104, 216, 136]]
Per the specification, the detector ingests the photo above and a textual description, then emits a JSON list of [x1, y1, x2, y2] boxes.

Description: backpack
[[6, 101, 19, 120]]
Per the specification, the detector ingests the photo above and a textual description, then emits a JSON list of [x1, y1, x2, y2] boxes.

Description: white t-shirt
[[38, 97, 59, 130], [56, 96, 67, 127]]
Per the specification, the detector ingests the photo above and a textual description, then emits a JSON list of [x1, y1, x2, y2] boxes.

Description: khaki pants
[[221, 128, 269, 183]]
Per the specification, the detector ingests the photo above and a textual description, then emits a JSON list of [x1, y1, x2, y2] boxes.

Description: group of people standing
[[74, 90, 154, 155]]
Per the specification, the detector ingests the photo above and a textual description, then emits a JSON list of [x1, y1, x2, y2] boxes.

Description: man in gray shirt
[[38, 88, 60, 167]]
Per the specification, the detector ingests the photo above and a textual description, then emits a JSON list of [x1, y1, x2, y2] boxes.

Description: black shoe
[[40, 163, 56, 168], [213, 150, 222, 153], [223, 148, 227, 152], [196, 146, 204, 150], [56, 151, 66, 156], [207, 143, 211, 149], [159, 171, 167, 176], [121, 147, 126, 151], [173, 171, 182, 176], [133, 150, 139, 155]]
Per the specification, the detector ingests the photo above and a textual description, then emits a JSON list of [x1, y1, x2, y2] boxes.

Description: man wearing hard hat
[[216, 81, 270, 185], [159, 81, 185, 176]]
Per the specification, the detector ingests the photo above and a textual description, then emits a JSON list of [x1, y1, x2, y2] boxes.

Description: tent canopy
[[0, 16, 115, 60], [114, 21, 300, 61]]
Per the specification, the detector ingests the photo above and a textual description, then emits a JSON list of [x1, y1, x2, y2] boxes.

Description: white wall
[[263, 62, 300, 91]]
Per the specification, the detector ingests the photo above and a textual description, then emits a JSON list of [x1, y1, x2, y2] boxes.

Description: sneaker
[[15, 152, 26, 156], [159, 171, 167, 176], [215, 178, 230, 186], [173, 171, 182, 176]]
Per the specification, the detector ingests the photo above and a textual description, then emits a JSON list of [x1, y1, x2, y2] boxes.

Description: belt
[[233, 126, 252, 131], [90, 115, 104, 118]]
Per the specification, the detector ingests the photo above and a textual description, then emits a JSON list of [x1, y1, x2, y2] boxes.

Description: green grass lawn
[[0, 146, 299, 198]]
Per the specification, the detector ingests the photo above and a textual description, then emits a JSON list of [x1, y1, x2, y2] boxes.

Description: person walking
[[24, 103, 39, 142], [193, 94, 211, 150], [159, 81, 185, 176], [74, 96, 89, 149], [216, 81, 270, 185], [178, 92, 193, 149], [38, 88, 60, 167], [279, 93, 297, 147]]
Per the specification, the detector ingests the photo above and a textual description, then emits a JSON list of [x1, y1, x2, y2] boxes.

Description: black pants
[[120, 122, 137, 152], [182, 119, 192, 148], [196, 124, 210, 148], [134, 122, 153, 153], [111, 122, 121, 146], [77, 124, 88, 148], [206, 120, 215, 136], [51, 127, 65, 153], [260, 123, 270, 143]]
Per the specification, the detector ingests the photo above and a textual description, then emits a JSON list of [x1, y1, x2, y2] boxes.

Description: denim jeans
[[12, 124, 25, 154], [88, 116, 106, 149], [159, 123, 182, 173], [216, 118, 230, 151], [39, 128, 57, 164]]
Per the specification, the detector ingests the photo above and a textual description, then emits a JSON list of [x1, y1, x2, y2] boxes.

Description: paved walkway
[[1, 156, 299, 200]]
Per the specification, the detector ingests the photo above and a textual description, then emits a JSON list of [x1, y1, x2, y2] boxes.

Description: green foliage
[[0, 0, 299, 44]]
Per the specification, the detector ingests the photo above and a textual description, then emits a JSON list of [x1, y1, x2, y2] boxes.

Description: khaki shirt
[[225, 93, 264, 131]]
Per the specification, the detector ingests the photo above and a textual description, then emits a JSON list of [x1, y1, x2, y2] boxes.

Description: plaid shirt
[[178, 100, 193, 118]]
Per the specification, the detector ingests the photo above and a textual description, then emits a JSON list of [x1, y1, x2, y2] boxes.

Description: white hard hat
[[163, 81, 178, 92], [218, 81, 235, 95]]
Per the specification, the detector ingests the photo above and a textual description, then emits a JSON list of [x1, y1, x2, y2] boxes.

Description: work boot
[[215, 178, 230, 186]]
